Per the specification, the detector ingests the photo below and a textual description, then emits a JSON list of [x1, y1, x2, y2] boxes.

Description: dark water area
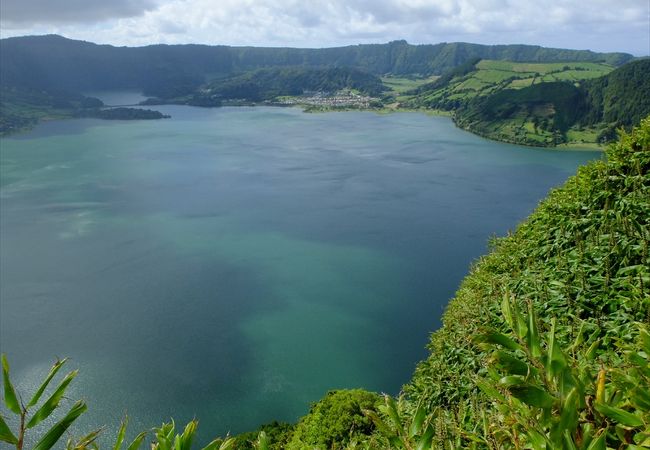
[[0, 105, 598, 444]]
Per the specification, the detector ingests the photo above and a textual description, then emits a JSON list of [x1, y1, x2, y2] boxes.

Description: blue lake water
[[0, 105, 598, 444]]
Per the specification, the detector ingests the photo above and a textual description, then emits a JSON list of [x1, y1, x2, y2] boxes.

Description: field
[[404, 60, 616, 147], [381, 75, 440, 104], [412, 60, 614, 107]]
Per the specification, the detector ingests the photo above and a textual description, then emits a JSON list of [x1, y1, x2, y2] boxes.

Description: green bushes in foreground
[[2, 117, 649, 449], [401, 116, 649, 448]]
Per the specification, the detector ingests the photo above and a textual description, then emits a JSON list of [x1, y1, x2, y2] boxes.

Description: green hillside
[[404, 59, 613, 110], [448, 59, 650, 147], [186, 66, 387, 105], [582, 57, 650, 129], [0, 86, 167, 135]]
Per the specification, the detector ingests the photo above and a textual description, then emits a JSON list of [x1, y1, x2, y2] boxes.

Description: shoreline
[[0, 102, 603, 151]]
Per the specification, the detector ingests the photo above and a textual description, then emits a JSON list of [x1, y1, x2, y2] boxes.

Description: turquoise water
[[0, 106, 598, 443]]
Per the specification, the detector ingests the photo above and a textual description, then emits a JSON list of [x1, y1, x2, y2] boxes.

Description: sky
[[1, 0, 649, 55]]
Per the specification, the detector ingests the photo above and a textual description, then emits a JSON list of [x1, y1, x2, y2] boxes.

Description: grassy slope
[[408, 60, 613, 107], [404, 117, 650, 446], [405, 60, 616, 147], [450, 59, 650, 148]]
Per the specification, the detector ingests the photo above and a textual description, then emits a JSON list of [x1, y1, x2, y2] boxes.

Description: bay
[[0, 105, 598, 444]]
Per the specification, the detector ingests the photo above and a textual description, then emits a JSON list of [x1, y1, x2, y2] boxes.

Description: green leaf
[[127, 431, 148, 450], [526, 429, 551, 449], [255, 431, 269, 450], [631, 386, 650, 410], [415, 424, 434, 450], [26, 370, 79, 429], [499, 375, 526, 387], [546, 318, 567, 380], [569, 321, 587, 353], [562, 430, 578, 450], [385, 396, 403, 433], [179, 420, 197, 450], [639, 326, 650, 355], [74, 429, 104, 449], [0, 414, 18, 444], [585, 339, 601, 361], [475, 332, 521, 351], [585, 428, 607, 450], [32, 400, 88, 450], [594, 402, 643, 428], [113, 417, 128, 450], [1, 355, 21, 415], [502, 294, 527, 339], [408, 401, 427, 437], [492, 350, 531, 376], [594, 402, 644, 427], [508, 384, 555, 409], [501, 292, 514, 330], [476, 378, 506, 403], [218, 438, 235, 450], [27, 358, 68, 408], [633, 429, 650, 446], [526, 301, 542, 358], [552, 387, 578, 444], [363, 409, 394, 438]]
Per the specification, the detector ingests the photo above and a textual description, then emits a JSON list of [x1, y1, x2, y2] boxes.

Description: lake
[[0, 105, 598, 444]]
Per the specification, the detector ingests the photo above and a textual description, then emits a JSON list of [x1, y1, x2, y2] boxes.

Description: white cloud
[[1, 0, 648, 55]]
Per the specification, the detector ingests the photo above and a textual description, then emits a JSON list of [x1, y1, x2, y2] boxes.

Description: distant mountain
[[0, 35, 634, 95], [194, 66, 386, 104]]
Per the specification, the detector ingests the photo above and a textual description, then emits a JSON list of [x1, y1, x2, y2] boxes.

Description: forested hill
[[0, 35, 634, 95], [452, 58, 650, 146], [192, 67, 387, 104], [582, 57, 650, 128]]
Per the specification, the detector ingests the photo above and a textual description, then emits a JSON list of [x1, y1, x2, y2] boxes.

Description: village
[[273, 90, 378, 108]]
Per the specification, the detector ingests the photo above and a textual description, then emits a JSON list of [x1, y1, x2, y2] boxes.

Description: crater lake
[[0, 105, 598, 444]]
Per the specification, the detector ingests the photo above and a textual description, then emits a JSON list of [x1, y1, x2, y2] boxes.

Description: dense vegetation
[[453, 81, 590, 146], [0, 86, 168, 134], [406, 60, 614, 110], [76, 107, 170, 120], [445, 59, 650, 146], [3, 117, 648, 448], [180, 67, 386, 105], [403, 116, 650, 447], [582, 58, 650, 133]]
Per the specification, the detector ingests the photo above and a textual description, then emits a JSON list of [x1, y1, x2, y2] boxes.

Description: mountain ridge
[[0, 34, 635, 93]]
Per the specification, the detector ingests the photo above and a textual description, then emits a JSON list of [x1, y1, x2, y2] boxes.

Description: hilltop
[[0, 35, 632, 93]]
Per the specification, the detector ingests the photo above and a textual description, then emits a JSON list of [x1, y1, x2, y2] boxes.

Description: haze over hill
[[0, 35, 634, 94]]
